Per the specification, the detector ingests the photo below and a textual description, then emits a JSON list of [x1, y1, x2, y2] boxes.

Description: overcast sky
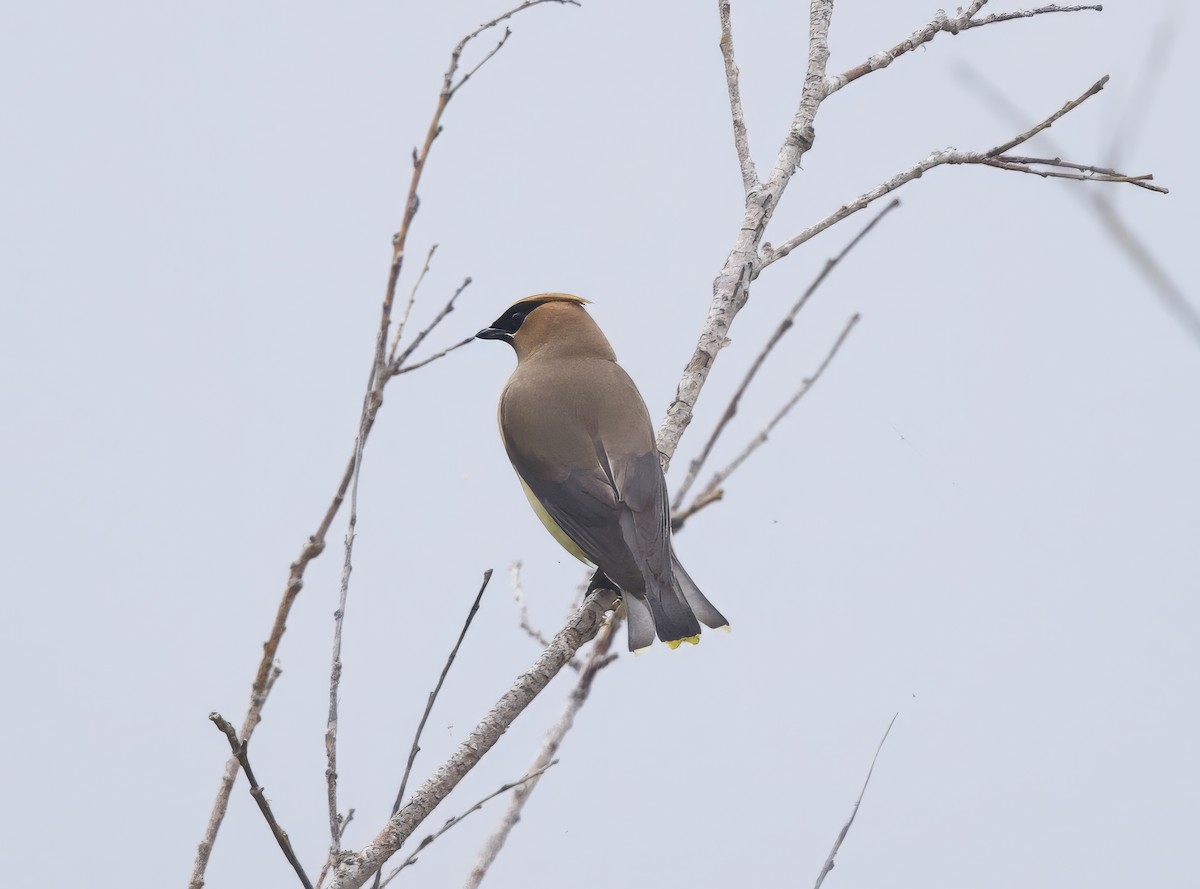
[[2, 2, 1196, 887]]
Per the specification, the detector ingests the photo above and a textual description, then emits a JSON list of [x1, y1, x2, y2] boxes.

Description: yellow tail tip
[[665, 634, 701, 650]]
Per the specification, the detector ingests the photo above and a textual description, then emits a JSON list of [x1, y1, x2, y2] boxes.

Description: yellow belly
[[520, 478, 592, 565]]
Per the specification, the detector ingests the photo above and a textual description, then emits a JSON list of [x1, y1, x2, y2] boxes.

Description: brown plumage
[[476, 293, 729, 651]]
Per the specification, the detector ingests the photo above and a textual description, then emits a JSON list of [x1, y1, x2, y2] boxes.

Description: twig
[[813, 713, 899, 889], [388, 243, 438, 366], [326, 589, 618, 889], [187, 3, 578, 884], [670, 486, 724, 533], [672, 199, 899, 509], [378, 761, 560, 885], [389, 278, 473, 374], [448, 0, 581, 98], [694, 314, 860, 506], [464, 613, 620, 889], [980, 156, 1165, 191], [391, 336, 475, 376], [825, 2, 1103, 97], [718, 0, 758, 195], [210, 713, 314, 889], [325, 411, 370, 861], [957, 63, 1198, 347], [388, 570, 494, 820], [761, 76, 1165, 271], [511, 561, 551, 648], [316, 810, 358, 889]]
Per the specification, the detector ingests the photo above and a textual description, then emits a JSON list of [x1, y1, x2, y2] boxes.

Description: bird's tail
[[623, 556, 729, 652]]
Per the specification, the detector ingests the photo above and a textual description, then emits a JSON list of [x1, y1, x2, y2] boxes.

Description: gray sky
[[2, 2, 1196, 887]]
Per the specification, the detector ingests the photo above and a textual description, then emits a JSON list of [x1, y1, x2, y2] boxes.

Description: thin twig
[[813, 713, 899, 889], [980, 157, 1165, 191], [316, 810, 359, 889], [327, 589, 618, 889], [187, 2, 578, 883], [511, 561, 551, 648], [673, 199, 900, 509], [824, 2, 1102, 97], [718, 0, 758, 195], [392, 336, 475, 376], [762, 76, 1165, 271], [388, 243, 438, 366], [389, 278, 473, 374], [694, 314, 860, 506], [378, 761, 560, 885], [464, 613, 621, 889], [448, 0, 581, 98], [670, 486, 724, 533], [956, 63, 1198, 347], [327, 385, 376, 862], [210, 713, 314, 889], [389, 570, 494, 819]]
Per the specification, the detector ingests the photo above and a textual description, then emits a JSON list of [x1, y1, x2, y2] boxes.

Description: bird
[[476, 293, 729, 651]]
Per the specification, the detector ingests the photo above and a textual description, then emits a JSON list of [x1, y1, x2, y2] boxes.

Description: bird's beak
[[476, 327, 511, 342]]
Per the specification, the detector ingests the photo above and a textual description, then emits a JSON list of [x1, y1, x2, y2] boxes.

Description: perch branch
[[326, 589, 618, 889], [463, 613, 620, 889]]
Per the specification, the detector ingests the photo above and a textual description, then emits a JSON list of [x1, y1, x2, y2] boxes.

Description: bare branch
[[762, 77, 1166, 270], [673, 199, 900, 509], [389, 278, 473, 374], [656, 0, 835, 468], [694, 314, 860, 506], [956, 64, 1198, 347], [324, 417, 368, 861], [391, 336, 476, 376], [813, 714, 899, 889], [981, 156, 1165, 192], [464, 614, 621, 889], [388, 570, 494, 820], [379, 761, 559, 885], [719, 0, 758, 194], [388, 243, 438, 366], [189, 3, 579, 883], [825, 3, 1103, 97], [984, 74, 1109, 155], [327, 589, 618, 889], [210, 713, 314, 889], [448, 0, 581, 98], [670, 486, 724, 533]]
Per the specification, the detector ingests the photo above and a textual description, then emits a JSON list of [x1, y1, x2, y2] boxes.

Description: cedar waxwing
[[476, 293, 729, 651]]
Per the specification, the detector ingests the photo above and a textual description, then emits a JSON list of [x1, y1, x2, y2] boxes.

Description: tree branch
[[813, 714, 898, 889], [719, 0, 758, 194], [463, 613, 620, 889], [691, 313, 860, 510], [210, 713, 314, 889], [326, 590, 618, 889], [825, 2, 1103, 97], [673, 199, 899, 509], [656, 0, 835, 468], [187, 4, 579, 885], [762, 76, 1166, 270]]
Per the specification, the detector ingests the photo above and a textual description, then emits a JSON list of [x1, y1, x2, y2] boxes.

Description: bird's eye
[[510, 310, 526, 323]]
